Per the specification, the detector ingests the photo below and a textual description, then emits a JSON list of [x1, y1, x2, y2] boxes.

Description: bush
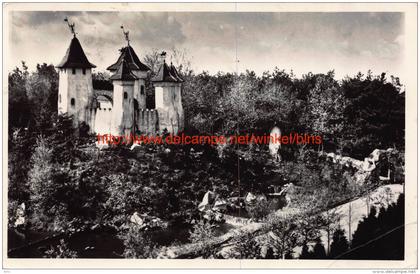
[[118, 224, 157, 259], [44, 239, 78, 258]]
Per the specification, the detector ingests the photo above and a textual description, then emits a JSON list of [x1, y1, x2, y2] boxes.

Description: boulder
[[130, 212, 144, 226]]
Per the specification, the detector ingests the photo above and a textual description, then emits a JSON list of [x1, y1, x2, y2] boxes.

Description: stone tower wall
[[111, 80, 135, 136], [154, 82, 184, 134], [58, 68, 93, 128]]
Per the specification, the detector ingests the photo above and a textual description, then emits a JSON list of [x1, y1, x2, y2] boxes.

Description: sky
[[8, 11, 405, 80]]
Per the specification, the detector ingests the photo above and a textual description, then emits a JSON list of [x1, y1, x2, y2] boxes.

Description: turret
[[56, 18, 96, 129], [151, 52, 184, 134], [109, 58, 138, 136], [107, 26, 150, 110]]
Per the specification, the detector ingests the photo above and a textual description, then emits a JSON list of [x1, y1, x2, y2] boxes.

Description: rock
[[130, 143, 141, 150], [14, 216, 25, 227], [370, 149, 386, 162], [130, 212, 144, 226], [245, 192, 257, 205], [198, 191, 215, 212], [14, 203, 26, 228], [212, 199, 227, 211]]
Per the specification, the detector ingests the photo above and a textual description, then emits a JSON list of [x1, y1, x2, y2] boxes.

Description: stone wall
[[58, 68, 93, 128], [111, 80, 135, 136], [154, 82, 184, 134], [93, 107, 112, 135]]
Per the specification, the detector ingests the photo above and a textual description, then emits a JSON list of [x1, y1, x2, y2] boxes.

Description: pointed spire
[[57, 36, 96, 69], [107, 46, 150, 72]]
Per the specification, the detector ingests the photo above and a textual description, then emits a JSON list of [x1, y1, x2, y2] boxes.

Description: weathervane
[[64, 17, 76, 37], [160, 51, 167, 62], [121, 25, 130, 45]]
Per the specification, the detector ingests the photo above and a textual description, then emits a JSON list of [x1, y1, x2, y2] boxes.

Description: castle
[[56, 24, 184, 137]]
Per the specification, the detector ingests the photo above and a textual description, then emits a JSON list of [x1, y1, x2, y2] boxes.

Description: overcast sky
[[9, 11, 404, 79]]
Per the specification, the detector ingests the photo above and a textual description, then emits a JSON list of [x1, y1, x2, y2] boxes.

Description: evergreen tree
[[348, 195, 404, 259], [312, 238, 327, 259], [229, 231, 263, 259], [299, 243, 311, 259], [28, 135, 56, 228], [329, 228, 349, 258]]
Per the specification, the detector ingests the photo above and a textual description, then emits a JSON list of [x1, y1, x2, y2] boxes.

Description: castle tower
[[107, 27, 150, 110], [152, 52, 184, 134], [57, 20, 96, 129], [109, 58, 139, 136]]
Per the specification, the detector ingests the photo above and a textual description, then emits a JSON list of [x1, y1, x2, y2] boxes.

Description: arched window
[[124, 92, 128, 99], [141, 86, 145, 95], [82, 68, 86, 75], [72, 68, 76, 75], [71, 98, 75, 106]]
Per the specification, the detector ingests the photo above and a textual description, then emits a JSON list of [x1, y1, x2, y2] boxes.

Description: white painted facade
[[58, 67, 93, 127], [93, 97, 113, 134], [132, 70, 148, 109], [154, 82, 184, 134], [57, 40, 184, 137], [111, 80, 135, 136]]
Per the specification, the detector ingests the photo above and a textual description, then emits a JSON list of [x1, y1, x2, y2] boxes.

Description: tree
[[340, 72, 404, 158], [311, 238, 327, 259], [299, 243, 311, 259], [118, 224, 156, 258], [302, 71, 348, 152], [266, 215, 299, 259], [8, 128, 32, 203], [8, 62, 30, 129], [329, 229, 349, 259], [26, 63, 59, 131], [347, 195, 404, 259], [189, 220, 217, 243], [295, 213, 323, 245], [28, 135, 56, 229], [229, 231, 263, 259]]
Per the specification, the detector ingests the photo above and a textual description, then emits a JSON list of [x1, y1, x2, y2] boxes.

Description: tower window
[[71, 98, 75, 106], [72, 68, 76, 75], [82, 68, 86, 75], [141, 86, 145, 95], [124, 92, 128, 99]]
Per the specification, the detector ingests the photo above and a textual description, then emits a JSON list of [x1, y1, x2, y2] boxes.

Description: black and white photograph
[[3, 2, 418, 270]]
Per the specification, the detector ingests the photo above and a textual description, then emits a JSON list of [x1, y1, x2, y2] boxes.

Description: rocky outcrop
[[322, 148, 399, 185]]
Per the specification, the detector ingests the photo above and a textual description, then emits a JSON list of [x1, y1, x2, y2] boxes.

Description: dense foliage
[[7, 57, 405, 259]]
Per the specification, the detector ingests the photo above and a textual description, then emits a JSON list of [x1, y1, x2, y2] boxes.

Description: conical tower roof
[[109, 58, 139, 81], [169, 63, 184, 82], [107, 46, 150, 72], [151, 60, 179, 83], [57, 37, 96, 68]]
